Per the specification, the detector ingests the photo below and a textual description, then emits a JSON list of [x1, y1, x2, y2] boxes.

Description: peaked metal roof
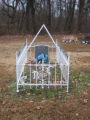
[[28, 24, 56, 50]]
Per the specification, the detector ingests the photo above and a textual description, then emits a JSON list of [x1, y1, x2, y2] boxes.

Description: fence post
[[16, 52, 19, 92], [67, 56, 70, 92]]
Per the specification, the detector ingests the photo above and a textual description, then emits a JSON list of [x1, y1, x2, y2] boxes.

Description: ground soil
[[0, 35, 90, 120]]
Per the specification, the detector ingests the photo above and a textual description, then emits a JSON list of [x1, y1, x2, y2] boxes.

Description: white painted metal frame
[[56, 43, 70, 92], [16, 40, 27, 92], [16, 24, 70, 92], [28, 24, 56, 50]]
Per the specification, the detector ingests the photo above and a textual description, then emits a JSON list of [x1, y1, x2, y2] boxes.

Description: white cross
[[32, 71, 39, 79]]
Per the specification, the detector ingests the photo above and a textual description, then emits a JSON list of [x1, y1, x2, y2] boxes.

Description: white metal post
[[67, 56, 70, 92], [36, 61, 37, 88], [42, 61, 44, 89], [55, 59, 56, 88], [48, 60, 50, 88], [16, 52, 19, 92], [30, 63, 31, 88]]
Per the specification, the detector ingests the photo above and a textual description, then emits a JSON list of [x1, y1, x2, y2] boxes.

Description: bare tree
[[2, 0, 19, 23], [47, 0, 51, 31], [64, 0, 76, 33], [78, 0, 85, 32], [0, 0, 90, 34]]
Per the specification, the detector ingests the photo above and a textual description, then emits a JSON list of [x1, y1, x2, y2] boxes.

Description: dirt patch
[[68, 52, 90, 69], [0, 35, 90, 120], [0, 35, 90, 70], [81, 56, 90, 62]]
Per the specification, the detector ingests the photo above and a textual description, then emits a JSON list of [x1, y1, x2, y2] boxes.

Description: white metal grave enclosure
[[16, 24, 70, 92]]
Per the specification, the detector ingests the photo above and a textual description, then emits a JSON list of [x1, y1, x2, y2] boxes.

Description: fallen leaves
[[0, 88, 2, 92], [27, 93, 31, 96], [11, 108, 17, 113], [82, 99, 88, 104], [83, 91, 88, 96], [76, 113, 79, 117], [36, 106, 43, 110], [87, 84, 90, 86], [2, 100, 6, 105]]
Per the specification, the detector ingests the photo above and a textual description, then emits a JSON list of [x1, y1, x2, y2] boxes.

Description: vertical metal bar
[[48, 61, 50, 88], [55, 59, 56, 88], [36, 61, 37, 88], [16, 52, 19, 92], [30, 62, 31, 89], [60, 51, 62, 87], [31, 48, 32, 58], [26, 39, 28, 63], [61, 68, 62, 87], [67, 56, 70, 92], [42, 61, 44, 89], [30, 48, 31, 59]]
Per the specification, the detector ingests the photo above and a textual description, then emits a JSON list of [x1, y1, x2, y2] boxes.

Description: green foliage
[[5, 68, 90, 101], [69, 69, 90, 94]]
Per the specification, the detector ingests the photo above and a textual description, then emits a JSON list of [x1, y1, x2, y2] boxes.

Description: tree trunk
[[78, 0, 85, 32], [30, 0, 37, 34], [64, 0, 76, 33], [47, 0, 51, 31], [26, 0, 30, 32]]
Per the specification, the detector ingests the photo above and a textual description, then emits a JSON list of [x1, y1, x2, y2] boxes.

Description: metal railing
[[16, 40, 27, 92], [16, 25, 70, 92]]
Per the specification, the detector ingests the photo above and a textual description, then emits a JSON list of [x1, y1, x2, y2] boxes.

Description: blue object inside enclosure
[[65, 38, 70, 41], [37, 53, 48, 63]]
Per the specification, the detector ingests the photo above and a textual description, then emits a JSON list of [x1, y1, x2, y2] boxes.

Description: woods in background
[[0, 0, 90, 35]]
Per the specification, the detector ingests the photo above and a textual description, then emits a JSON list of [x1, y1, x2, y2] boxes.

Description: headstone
[[35, 45, 49, 58]]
